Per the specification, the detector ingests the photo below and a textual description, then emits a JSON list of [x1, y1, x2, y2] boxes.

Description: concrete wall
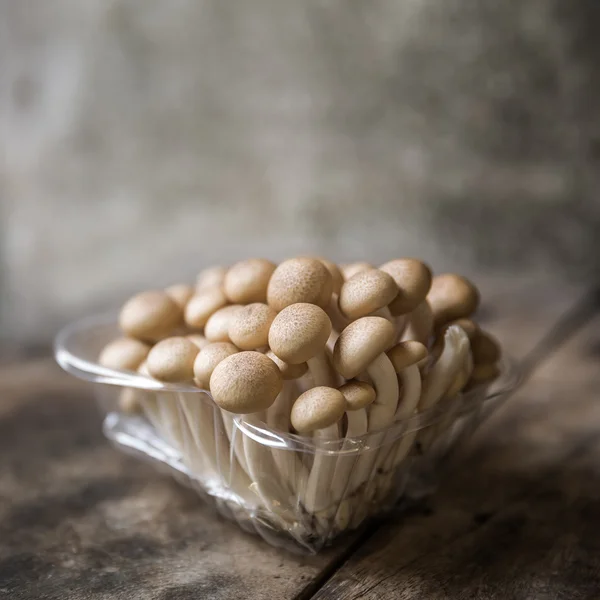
[[1, 0, 598, 343]]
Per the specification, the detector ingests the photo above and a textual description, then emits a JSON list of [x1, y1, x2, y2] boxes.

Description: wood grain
[[311, 310, 600, 600]]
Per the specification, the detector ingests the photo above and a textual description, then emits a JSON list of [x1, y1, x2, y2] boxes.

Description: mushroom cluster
[[99, 257, 502, 527]]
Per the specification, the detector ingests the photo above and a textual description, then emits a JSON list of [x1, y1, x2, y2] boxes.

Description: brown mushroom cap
[[268, 303, 332, 364], [229, 303, 277, 350], [119, 290, 183, 343], [341, 262, 373, 280], [338, 269, 398, 320], [267, 257, 333, 311], [471, 330, 501, 364], [196, 265, 228, 291], [165, 284, 194, 310], [193, 342, 239, 389], [333, 316, 396, 379], [338, 381, 376, 411], [265, 350, 309, 380], [307, 257, 344, 295], [204, 305, 243, 342], [427, 273, 480, 326], [99, 337, 151, 371], [146, 337, 199, 382], [379, 259, 432, 315], [290, 386, 346, 433], [223, 258, 276, 304], [210, 351, 283, 414], [186, 333, 210, 350], [184, 288, 228, 329], [469, 362, 501, 386], [387, 341, 428, 372]]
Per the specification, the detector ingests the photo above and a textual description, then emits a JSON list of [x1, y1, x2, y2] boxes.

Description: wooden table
[[2, 276, 600, 600]]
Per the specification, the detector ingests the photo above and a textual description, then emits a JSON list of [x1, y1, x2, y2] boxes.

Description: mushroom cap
[[268, 303, 332, 364], [146, 337, 199, 382], [471, 330, 501, 364], [186, 333, 210, 350], [338, 381, 376, 411], [265, 350, 309, 380], [338, 269, 398, 320], [193, 342, 239, 389], [267, 257, 333, 311], [229, 303, 277, 350], [196, 265, 228, 291], [341, 262, 373, 280], [119, 290, 183, 343], [379, 259, 432, 315], [305, 257, 344, 295], [224, 258, 276, 304], [427, 273, 480, 326], [99, 337, 150, 371], [210, 351, 283, 414], [290, 386, 346, 433], [387, 341, 428, 372], [184, 288, 228, 329], [204, 305, 243, 342], [165, 284, 194, 310], [469, 362, 501, 385], [333, 316, 396, 379]]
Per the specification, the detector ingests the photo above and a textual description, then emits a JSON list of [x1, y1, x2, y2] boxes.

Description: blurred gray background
[[1, 0, 599, 345]]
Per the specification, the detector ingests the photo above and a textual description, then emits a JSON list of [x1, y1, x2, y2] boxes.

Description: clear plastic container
[[54, 314, 520, 554]]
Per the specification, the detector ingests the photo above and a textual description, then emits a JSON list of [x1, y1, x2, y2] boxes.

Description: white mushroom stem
[[418, 326, 470, 451], [419, 326, 470, 411], [303, 352, 342, 513], [371, 307, 406, 342], [377, 364, 422, 480], [327, 295, 349, 333], [401, 301, 433, 346], [347, 353, 399, 495], [266, 380, 310, 498]]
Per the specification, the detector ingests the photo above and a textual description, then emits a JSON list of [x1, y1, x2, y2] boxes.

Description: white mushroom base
[[99, 382, 500, 554]]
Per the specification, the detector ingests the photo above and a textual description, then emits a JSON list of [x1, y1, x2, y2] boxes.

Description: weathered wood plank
[[311, 310, 600, 600]]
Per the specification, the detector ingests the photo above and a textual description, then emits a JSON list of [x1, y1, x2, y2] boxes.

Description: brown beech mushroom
[[269, 303, 335, 387], [291, 386, 346, 513], [210, 351, 283, 414], [379, 259, 432, 316], [338, 269, 399, 321], [184, 287, 228, 329], [341, 262, 373, 280], [291, 386, 346, 434], [333, 317, 399, 429], [193, 342, 239, 389], [468, 362, 501, 387], [267, 257, 333, 311], [119, 290, 183, 342], [223, 258, 276, 304], [99, 337, 150, 371], [204, 305, 243, 342], [427, 273, 480, 327], [146, 337, 199, 382], [339, 380, 376, 412], [196, 265, 228, 291], [165, 284, 194, 310], [228, 303, 277, 350]]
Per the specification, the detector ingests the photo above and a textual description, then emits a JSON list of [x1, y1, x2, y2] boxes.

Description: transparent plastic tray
[[55, 314, 520, 554]]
